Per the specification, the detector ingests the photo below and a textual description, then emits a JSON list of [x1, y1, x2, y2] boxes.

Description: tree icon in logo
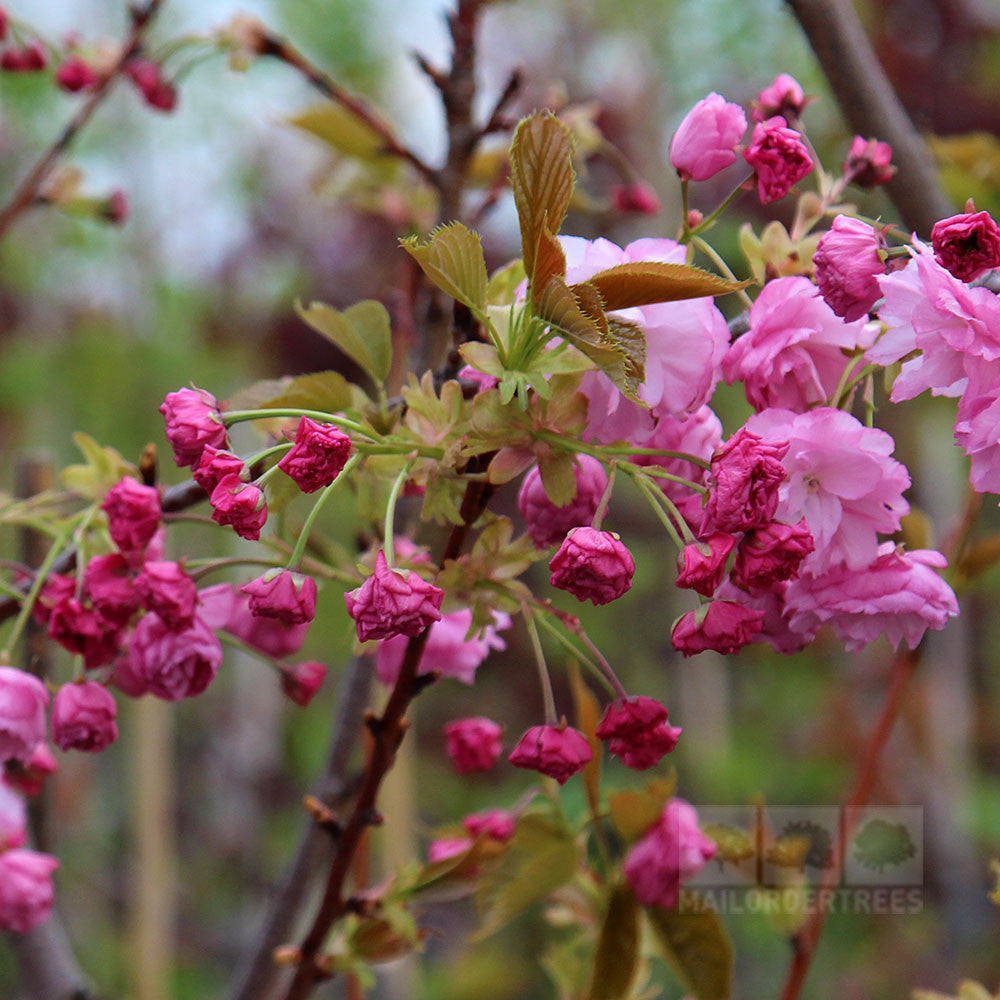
[[852, 818, 917, 873]]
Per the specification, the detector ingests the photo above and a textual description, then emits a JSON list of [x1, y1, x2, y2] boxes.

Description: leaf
[[645, 897, 733, 1000], [288, 103, 388, 161], [580, 261, 750, 309], [295, 299, 392, 384], [509, 112, 575, 295], [475, 813, 579, 938], [608, 776, 676, 843], [568, 663, 603, 837], [262, 370, 355, 413], [458, 341, 504, 377], [538, 449, 577, 507], [487, 259, 527, 305], [61, 433, 136, 499], [401, 222, 489, 316], [588, 884, 640, 1000]]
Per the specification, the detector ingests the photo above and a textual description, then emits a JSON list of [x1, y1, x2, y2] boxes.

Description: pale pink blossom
[[723, 276, 875, 412], [954, 373, 1000, 493], [0, 668, 49, 765], [0, 849, 59, 933], [813, 215, 886, 321], [785, 544, 958, 652], [752, 73, 807, 123], [0, 782, 27, 850], [746, 408, 910, 572], [669, 93, 747, 182], [198, 583, 309, 659]]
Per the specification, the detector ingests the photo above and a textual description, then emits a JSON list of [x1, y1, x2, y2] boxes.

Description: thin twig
[[0, 0, 166, 241]]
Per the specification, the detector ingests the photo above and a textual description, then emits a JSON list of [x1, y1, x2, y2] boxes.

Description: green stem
[[534, 614, 615, 696], [2, 522, 75, 661], [381, 460, 413, 569], [186, 556, 285, 581], [218, 630, 283, 672], [523, 604, 558, 726], [633, 474, 687, 550], [534, 429, 710, 477], [0, 579, 28, 602], [572, 629, 629, 699], [680, 179, 691, 242], [286, 454, 362, 571], [831, 362, 878, 409], [222, 408, 376, 439], [246, 442, 294, 468], [690, 173, 753, 235], [591, 464, 616, 530], [691, 236, 754, 309]]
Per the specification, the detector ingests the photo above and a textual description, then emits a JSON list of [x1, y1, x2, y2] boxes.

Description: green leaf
[[509, 112, 575, 296], [458, 341, 504, 377], [487, 259, 527, 305], [288, 103, 388, 161], [588, 884, 640, 1000], [262, 370, 355, 413], [538, 450, 577, 507], [608, 776, 677, 843], [475, 813, 579, 938], [295, 299, 392, 384], [645, 897, 733, 1000], [401, 222, 489, 316], [579, 261, 750, 309], [61, 433, 136, 499]]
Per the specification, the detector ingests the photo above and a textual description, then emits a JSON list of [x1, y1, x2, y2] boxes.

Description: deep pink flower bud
[[144, 78, 178, 111], [457, 364, 499, 392], [608, 723, 683, 771], [752, 73, 807, 123], [103, 189, 129, 224], [0, 782, 26, 850], [279, 661, 327, 706], [704, 428, 788, 532], [676, 532, 735, 597], [51, 682, 118, 753], [344, 551, 443, 642], [732, 519, 814, 591], [193, 445, 246, 493], [463, 809, 516, 842], [101, 477, 161, 554], [508, 724, 592, 785], [444, 717, 503, 774], [0, 10, 7, 41], [55, 56, 98, 92], [549, 527, 635, 606], [125, 58, 176, 111], [128, 613, 223, 701], [0, 667, 49, 765], [135, 560, 197, 628], [743, 116, 813, 204], [1, 41, 46, 72], [3, 743, 57, 797], [124, 58, 159, 91], [669, 93, 747, 182], [671, 600, 764, 656], [48, 598, 122, 670], [198, 583, 310, 659], [240, 569, 316, 625], [428, 837, 473, 864], [83, 554, 139, 625], [612, 182, 661, 215], [624, 799, 716, 909], [277, 416, 352, 493], [518, 455, 608, 549], [0, 849, 59, 933], [813, 215, 886, 321], [210, 474, 267, 540], [159, 386, 227, 467], [931, 208, 1000, 283], [596, 696, 668, 739], [843, 136, 896, 188], [32, 574, 76, 626]]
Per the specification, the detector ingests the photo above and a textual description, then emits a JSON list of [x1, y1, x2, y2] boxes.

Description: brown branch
[[279, 475, 495, 1000], [785, 0, 953, 235], [0, 0, 166, 242]]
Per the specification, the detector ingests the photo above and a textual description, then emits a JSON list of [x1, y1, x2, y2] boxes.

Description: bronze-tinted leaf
[[580, 261, 750, 309], [645, 897, 733, 1000], [588, 884, 640, 1000]]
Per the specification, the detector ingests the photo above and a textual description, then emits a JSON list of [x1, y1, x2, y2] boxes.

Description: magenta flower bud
[[128, 613, 223, 701], [676, 532, 736, 597], [101, 477, 161, 554], [198, 584, 310, 659], [843, 136, 895, 188], [103, 189, 129, 225], [549, 527, 635, 606], [611, 182, 661, 216], [609, 723, 682, 771], [32, 574, 76, 627], [51, 682, 118, 754], [0, 667, 48, 765], [596, 696, 668, 740], [624, 799, 716, 909], [240, 569, 317, 626], [277, 416, 353, 493], [732, 519, 814, 591], [210, 474, 267, 541], [931, 208, 1000, 283], [159, 386, 227, 468], [0, 782, 26, 850], [0, 9, 7, 41], [193, 445, 246, 493], [457, 364, 499, 392], [743, 116, 813, 204], [518, 455, 608, 549], [704, 428, 788, 533], [135, 560, 198, 628], [428, 837, 473, 864], [144, 78, 178, 111], [3, 743, 58, 797], [48, 597, 122, 670], [344, 550, 443, 643], [125, 58, 177, 111], [463, 809, 516, 842], [671, 600, 764, 657], [508, 724, 592, 785], [669, 92, 747, 182], [84, 553, 140, 625], [1, 41, 46, 72], [279, 661, 327, 706], [55, 56, 98, 92], [0, 849, 59, 933], [752, 73, 807, 123], [444, 717, 503, 774], [813, 215, 886, 321]]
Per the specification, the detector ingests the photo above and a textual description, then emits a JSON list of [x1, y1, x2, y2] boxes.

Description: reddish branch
[[0, 0, 166, 242]]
